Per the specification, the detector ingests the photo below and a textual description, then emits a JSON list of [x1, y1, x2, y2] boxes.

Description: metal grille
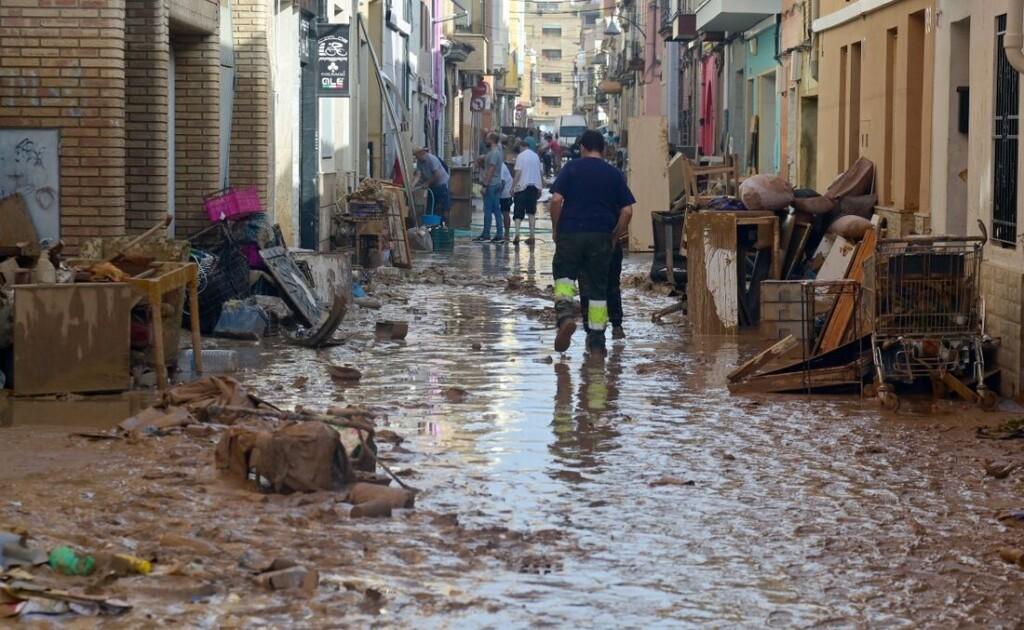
[[873, 238, 984, 337], [994, 14, 1019, 247]]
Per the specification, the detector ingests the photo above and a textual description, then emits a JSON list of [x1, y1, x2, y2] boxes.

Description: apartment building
[[526, 1, 579, 128]]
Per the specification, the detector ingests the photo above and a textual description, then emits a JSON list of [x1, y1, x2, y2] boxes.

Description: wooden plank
[[685, 212, 739, 334], [816, 236, 857, 281], [626, 115, 671, 251], [782, 222, 811, 279], [819, 227, 877, 352], [941, 371, 979, 402], [728, 335, 799, 383], [379, 185, 413, 269], [728, 362, 865, 394]]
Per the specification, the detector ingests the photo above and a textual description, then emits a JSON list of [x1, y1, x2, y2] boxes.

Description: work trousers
[[581, 244, 624, 331], [552, 232, 612, 331]]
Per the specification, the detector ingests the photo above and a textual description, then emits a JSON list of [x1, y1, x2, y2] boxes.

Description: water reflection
[[549, 347, 623, 478]]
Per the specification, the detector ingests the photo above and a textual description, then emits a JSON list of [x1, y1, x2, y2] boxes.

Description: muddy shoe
[[472, 235, 488, 242], [586, 331, 606, 352], [554, 319, 576, 352], [612, 326, 626, 340]]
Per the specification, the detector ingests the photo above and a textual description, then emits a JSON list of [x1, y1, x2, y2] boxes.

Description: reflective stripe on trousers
[[554, 277, 576, 300], [588, 300, 609, 330]]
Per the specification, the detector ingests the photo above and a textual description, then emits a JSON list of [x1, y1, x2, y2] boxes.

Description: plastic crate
[[204, 187, 262, 222], [350, 200, 385, 220], [430, 227, 455, 252]]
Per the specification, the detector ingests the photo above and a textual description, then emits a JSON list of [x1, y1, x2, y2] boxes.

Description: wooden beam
[[728, 335, 799, 383], [727, 362, 866, 394], [818, 226, 877, 352], [941, 371, 979, 402]]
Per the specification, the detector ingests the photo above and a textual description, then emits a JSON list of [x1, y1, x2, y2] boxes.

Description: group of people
[[473, 131, 545, 244], [412, 127, 635, 354]]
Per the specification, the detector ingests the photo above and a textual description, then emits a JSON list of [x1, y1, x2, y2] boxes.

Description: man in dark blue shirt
[[549, 129, 636, 352]]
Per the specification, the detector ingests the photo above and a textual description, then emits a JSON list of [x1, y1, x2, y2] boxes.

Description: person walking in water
[[474, 132, 505, 243], [512, 140, 543, 244], [549, 129, 635, 352]]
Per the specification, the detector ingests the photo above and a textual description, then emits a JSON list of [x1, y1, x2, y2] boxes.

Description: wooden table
[[70, 260, 203, 390]]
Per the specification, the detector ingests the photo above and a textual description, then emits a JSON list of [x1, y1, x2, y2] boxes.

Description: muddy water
[[4, 228, 1024, 626], [249, 236, 1024, 626]]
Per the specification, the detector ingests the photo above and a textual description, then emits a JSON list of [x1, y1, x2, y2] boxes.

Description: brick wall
[[171, 33, 220, 237], [230, 0, 272, 210], [125, 0, 170, 232], [0, 0, 127, 248]]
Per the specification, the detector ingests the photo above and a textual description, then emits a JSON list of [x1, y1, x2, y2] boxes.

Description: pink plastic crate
[[204, 187, 262, 222]]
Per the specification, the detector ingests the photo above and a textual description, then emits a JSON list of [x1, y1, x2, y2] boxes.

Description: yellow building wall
[[816, 0, 935, 220]]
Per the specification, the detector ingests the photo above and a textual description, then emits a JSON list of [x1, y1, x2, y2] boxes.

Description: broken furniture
[[12, 284, 137, 396], [685, 211, 781, 335], [67, 259, 204, 391], [679, 154, 740, 208]]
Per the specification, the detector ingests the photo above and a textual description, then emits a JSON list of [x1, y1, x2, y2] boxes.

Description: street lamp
[[603, 14, 647, 39]]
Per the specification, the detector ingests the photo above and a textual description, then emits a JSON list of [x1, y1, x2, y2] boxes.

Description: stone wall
[[981, 261, 1024, 398]]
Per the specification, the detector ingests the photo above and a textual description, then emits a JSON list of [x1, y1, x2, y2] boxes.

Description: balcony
[[695, 0, 781, 33], [451, 33, 489, 74]]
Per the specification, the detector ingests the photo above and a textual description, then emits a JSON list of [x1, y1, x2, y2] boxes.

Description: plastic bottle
[[99, 553, 152, 576], [48, 546, 96, 576]]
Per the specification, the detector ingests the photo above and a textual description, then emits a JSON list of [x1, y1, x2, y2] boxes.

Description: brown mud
[[4, 234, 1024, 626]]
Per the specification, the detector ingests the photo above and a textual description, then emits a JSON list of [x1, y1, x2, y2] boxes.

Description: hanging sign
[[318, 23, 350, 97]]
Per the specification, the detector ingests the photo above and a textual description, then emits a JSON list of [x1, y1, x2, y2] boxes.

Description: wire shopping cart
[[870, 227, 993, 411]]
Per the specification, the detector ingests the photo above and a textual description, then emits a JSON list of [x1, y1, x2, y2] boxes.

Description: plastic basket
[[430, 227, 455, 252], [350, 201, 385, 220], [204, 187, 262, 222], [421, 214, 443, 227]]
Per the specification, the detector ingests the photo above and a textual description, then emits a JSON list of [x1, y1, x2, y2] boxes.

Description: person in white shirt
[[512, 141, 543, 244], [500, 162, 514, 241]]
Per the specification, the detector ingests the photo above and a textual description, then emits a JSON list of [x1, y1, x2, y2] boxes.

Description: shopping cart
[[870, 227, 993, 411]]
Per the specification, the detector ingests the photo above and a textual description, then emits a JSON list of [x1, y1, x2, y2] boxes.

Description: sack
[[215, 422, 353, 493], [828, 215, 873, 242], [739, 174, 794, 211], [407, 227, 434, 252]]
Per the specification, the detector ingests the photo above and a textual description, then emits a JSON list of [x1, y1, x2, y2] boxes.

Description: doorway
[[946, 17, 970, 235]]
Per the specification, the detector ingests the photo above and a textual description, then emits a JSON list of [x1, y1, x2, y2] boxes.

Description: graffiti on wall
[[0, 129, 60, 241]]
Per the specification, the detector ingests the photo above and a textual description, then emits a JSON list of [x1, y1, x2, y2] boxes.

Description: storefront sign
[[317, 24, 350, 97]]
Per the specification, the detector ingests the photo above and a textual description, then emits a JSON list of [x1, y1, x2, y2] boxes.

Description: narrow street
[[4, 210, 1024, 625]]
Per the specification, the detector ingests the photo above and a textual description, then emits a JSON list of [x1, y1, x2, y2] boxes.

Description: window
[[542, 72, 562, 83], [542, 49, 562, 60], [542, 26, 562, 37], [994, 14, 1019, 247], [583, 12, 599, 26], [542, 96, 561, 107], [537, 1, 559, 12]]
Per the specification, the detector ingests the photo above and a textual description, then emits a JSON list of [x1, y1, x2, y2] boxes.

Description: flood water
[[249, 227, 1024, 626], [4, 216, 1024, 627]]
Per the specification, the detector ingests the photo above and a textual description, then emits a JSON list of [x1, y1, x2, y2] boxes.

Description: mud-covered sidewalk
[[4, 235, 1024, 626]]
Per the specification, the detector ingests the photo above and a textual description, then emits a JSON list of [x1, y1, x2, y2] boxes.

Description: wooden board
[[728, 335, 799, 383], [668, 152, 687, 204], [727, 361, 866, 394], [14, 284, 135, 395], [0, 193, 40, 255], [380, 185, 412, 269], [817, 235, 857, 282], [626, 116, 671, 251], [260, 246, 321, 327], [686, 212, 738, 334], [819, 227, 877, 353]]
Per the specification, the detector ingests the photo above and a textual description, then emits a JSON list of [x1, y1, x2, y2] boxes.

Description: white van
[[556, 115, 588, 147]]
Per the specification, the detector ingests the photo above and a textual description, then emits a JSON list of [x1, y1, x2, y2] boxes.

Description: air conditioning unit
[[790, 50, 803, 82]]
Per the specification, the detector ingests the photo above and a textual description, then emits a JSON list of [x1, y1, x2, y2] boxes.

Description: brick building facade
[[0, 0, 272, 248]]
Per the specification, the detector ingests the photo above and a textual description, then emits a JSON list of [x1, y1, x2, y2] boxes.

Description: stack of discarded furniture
[[335, 179, 412, 270]]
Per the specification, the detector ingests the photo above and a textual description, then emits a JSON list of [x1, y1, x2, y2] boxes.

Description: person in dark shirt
[[548, 129, 636, 353]]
